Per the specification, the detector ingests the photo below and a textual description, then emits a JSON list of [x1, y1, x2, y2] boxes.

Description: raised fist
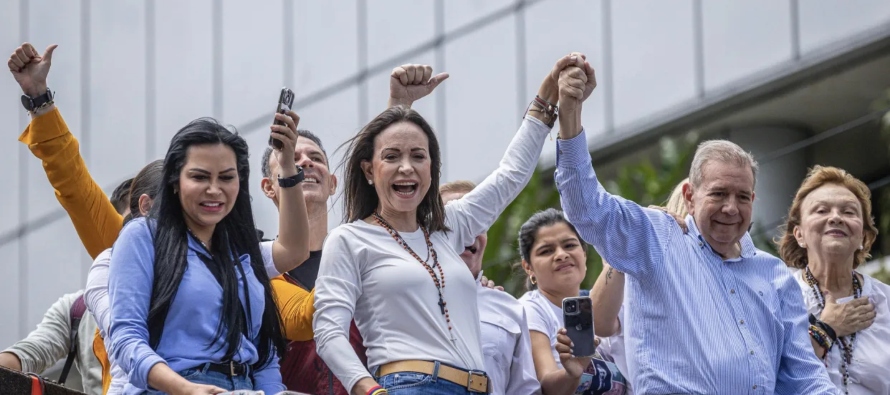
[[7, 42, 57, 97], [388, 64, 449, 108], [557, 66, 589, 114]]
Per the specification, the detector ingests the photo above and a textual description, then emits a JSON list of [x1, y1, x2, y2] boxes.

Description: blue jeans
[[143, 363, 254, 394], [377, 362, 488, 394]]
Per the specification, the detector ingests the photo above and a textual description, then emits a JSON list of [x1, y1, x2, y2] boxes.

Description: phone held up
[[563, 296, 596, 358], [269, 87, 296, 150]]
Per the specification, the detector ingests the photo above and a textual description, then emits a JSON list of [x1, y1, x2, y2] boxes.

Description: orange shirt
[[19, 107, 121, 394]]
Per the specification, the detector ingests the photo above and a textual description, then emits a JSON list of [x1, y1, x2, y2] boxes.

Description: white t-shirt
[[520, 290, 565, 369], [794, 269, 890, 395], [477, 273, 541, 395], [313, 116, 551, 392]]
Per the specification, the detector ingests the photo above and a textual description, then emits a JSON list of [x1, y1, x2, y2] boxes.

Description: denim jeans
[[377, 361, 488, 395], [143, 363, 254, 394]]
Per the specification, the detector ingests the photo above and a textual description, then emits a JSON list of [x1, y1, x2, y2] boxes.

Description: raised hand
[[7, 42, 57, 97], [270, 109, 301, 177], [388, 64, 449, 108], [527, 53, 586, 127]]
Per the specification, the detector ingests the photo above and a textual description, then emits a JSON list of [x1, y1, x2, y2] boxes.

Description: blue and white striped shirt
[[554, 130, 837, 395]]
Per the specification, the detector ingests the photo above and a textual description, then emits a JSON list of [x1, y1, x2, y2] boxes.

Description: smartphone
[[563, 296, 596, 358], [269, 87, 296, 150]]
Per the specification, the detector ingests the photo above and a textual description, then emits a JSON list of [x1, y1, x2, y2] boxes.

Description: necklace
[[372, 212, 454, 341], [187, 228, 211, 255], [804, 266, 861, 395]]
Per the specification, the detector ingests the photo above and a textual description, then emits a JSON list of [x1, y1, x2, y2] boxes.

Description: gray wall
[[2, 0, 889, 348]]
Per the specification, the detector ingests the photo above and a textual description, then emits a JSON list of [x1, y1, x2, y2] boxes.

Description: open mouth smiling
[[392, 181, 418, 197]]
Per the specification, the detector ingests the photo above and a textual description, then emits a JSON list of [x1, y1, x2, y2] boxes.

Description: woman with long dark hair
[[85, 159, 163, 394], [313, 53, 592, 395], [107, 111, 310, 394]]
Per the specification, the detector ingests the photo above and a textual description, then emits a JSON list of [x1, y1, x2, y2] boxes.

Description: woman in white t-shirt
[[314, 54, 593, 395], [519, 209, 627, 395]]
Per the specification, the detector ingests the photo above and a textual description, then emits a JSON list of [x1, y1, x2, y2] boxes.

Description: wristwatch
[[278, 166, 305, 188], [21, 88, 54, 112]]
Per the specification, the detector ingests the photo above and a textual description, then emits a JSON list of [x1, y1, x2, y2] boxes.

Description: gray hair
[[689, 140, 758, 189]]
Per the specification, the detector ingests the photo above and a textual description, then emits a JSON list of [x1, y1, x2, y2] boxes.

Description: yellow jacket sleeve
[[272, 276, 316, 341], [18, 107, 123, 259]]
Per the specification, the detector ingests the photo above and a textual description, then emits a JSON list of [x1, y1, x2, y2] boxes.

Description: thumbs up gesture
[[7, 42, 58, 97], [387, 64, 449, 109]]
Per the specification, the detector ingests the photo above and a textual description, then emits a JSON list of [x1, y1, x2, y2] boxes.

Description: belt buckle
[[229, 360, 236, 377], [465, 369, 488, 393]]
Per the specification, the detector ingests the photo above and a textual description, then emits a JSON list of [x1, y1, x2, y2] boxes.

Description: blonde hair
[[665, 178, 689, 217], [777, 166, 878, 269], [440, 180, 477, 196]]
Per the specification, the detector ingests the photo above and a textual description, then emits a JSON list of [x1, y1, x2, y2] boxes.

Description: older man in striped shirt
[[550, 63, 836, 394]]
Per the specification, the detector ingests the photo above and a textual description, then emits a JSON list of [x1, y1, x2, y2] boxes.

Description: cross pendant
[[438, 298, 446, 315]]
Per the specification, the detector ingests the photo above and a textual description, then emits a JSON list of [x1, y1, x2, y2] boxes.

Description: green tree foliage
[[482, 134, 697, 297], [870, 89, 890, 284]]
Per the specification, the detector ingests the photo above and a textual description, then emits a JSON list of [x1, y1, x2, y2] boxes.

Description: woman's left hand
[[271, 110, 300, 177], [555, 328, 596, 379]]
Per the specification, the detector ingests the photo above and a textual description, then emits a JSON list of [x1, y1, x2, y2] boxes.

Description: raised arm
[[8, 42, 122, 259], [313, 228, 376, 395], [590, 261, 624, 337], [268, 110, 311, 273], [554, 62, 673, 278], [445, 54, 584, 250]]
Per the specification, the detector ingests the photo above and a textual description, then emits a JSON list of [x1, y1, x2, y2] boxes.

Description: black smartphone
[[269, 87, 295, 150], [563, 296, 596, 358]]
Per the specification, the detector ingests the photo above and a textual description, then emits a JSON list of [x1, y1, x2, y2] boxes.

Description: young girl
[[519, 209, 627, 395]]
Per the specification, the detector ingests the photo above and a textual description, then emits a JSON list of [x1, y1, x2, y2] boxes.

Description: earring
[[799, 243, 806, 248], [368, 179, 373, 185], [859, 245, 864, 251], [529, 274, 537, 285]]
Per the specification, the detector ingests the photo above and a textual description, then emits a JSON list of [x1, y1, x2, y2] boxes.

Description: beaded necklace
[[372, 212, 455, 341], [804, 266, 861, 395]]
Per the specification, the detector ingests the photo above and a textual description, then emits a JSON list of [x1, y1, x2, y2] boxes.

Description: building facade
[[2, 0, 889, 350]]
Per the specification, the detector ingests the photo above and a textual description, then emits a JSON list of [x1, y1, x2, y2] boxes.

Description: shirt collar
[[684, 214, 756, 261]]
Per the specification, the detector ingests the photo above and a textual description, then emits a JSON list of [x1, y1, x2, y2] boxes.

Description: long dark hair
[[340, 105, 448, 232], [147, 118, 284, 367], [518, 208, 584, 290], [122, 159, 164, 224]]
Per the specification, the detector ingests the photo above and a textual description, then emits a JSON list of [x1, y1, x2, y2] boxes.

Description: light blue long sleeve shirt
[[107, 218, 284, 394], [554, 130, 837, 395]]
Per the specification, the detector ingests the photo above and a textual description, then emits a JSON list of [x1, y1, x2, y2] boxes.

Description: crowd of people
[[2, 40, 888, 395]]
